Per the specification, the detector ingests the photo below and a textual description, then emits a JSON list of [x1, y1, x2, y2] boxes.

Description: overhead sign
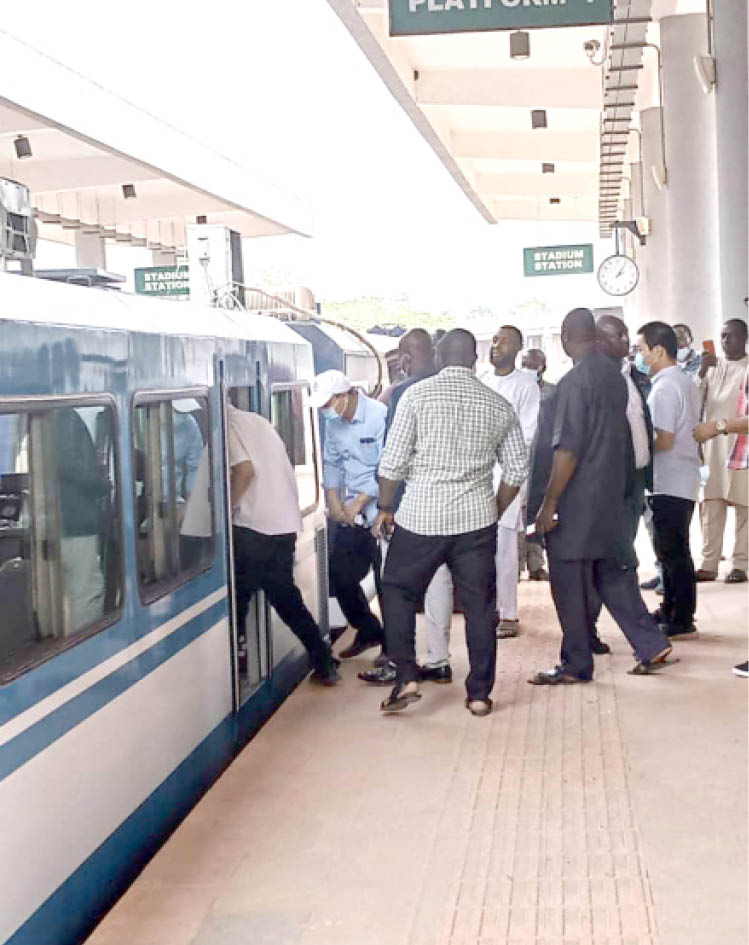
[[524, 244, 594, 277], [389, 0, 613, 36], [134, 266, 189, 297]]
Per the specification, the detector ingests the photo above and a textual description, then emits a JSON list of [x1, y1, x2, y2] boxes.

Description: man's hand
[[535, 499, 559, 535], [372, 510, 395, 541], [693, 420, 718, 444], [341, 500, 361, 525], [699, 351, 717, 378]]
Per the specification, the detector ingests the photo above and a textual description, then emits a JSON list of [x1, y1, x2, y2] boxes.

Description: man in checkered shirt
[[372, 329, 528, 716]]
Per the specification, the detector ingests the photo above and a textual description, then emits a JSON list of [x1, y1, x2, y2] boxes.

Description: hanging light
[[510, 31, 530, 60], [531, 110, 547, 129], [14, 135, 32, 159]]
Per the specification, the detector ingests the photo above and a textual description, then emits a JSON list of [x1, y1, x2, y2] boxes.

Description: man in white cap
[[310, 369, 387, 659]]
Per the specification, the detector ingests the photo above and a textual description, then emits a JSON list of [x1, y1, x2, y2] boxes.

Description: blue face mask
[[634, 351, 651, 376], [322, 406, 339, 421]]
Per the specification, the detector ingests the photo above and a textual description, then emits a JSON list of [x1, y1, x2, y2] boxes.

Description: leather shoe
[[695, 569, 718, 582], [726, 569, 748, 584], [309, 666, 341, 686], [497, 619, 519, 639], [528, 666, 590, 686], [591, 636, 611, 655], [418, 664, 452, 684], [661, 623, 698, 638], [358, 663, 396, 685], [338, 639, 380, 659], [528, 568, 549, 582]]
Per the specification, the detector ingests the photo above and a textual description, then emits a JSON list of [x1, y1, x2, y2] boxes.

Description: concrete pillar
[[713, 0, 748, 318], [151, 250, 177, 266], [74, 231, 106, 269], [636, 107, 671, 325], [660, 13, 721, 341]]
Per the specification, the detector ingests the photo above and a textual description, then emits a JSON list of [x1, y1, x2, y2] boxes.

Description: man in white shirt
[[481, 325, 540, 637], [227, 405, 339, 685]]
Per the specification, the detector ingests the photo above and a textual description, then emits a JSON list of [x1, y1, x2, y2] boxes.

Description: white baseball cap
[[308, 370, 352, 408]]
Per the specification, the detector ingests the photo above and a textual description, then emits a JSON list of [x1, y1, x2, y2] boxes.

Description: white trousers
[[423, 564, 453, 668], [496, 524, 519, 621], [61, 536, 105, 635], [422, 522, 521, 666]]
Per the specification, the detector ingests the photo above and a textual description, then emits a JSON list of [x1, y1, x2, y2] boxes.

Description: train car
[[0, 271, 329, 945]]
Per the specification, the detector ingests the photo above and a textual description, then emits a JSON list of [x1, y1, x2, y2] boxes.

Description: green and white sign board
[[524, 244, 594, 277], [134, 266, 189, 296], [389, 0, 613, 36]]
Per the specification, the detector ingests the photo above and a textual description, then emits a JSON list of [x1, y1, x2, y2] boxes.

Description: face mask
[[676, 346, 691, 362], [634, 351, 651, 376]]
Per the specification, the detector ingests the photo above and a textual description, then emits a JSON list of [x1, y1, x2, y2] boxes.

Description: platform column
[[74, 231, 106, 270], [634, 107, 671, 327], [712, 0, 748, 319], [659, 12, 720, 341]]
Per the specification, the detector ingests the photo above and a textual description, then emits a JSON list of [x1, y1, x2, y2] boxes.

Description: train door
[[222, 361, 271, 710]]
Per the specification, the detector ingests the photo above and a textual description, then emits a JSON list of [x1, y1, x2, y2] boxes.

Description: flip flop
[[380, 685, 421, 713], [465, 698, 493, 717], [628, 657, 680, 676]]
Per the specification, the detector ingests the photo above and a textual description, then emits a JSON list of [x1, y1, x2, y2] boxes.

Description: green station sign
[[134, 265, 189, 297], [524, 244, 594, 277], [389, 0, 613, 36]]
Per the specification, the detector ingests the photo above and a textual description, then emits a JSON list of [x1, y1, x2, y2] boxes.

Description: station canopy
[[326, 0, 703, 231], [0, 31, 311, 254]]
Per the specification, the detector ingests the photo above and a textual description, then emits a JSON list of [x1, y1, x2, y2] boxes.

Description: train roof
[[0, 272, 307, 347]]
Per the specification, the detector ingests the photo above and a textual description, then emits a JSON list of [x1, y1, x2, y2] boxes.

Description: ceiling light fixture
[[541, 163, 555, 174], [510, 31, 530, 60], [531, 109, 547, 129], [122, 183, 137, 200], [14, 135, 32, 160]]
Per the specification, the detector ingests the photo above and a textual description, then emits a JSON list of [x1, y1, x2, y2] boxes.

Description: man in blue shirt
[[310, 370, 387, 659]]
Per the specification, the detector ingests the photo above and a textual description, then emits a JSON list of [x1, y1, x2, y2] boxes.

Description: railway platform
[[84, 549, 747, 945]]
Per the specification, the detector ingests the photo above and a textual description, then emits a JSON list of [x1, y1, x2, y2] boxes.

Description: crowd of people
[[226, 309, 749, 710]]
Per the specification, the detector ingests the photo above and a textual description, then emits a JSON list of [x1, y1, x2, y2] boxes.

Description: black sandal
[[380, 684, 421, 713]]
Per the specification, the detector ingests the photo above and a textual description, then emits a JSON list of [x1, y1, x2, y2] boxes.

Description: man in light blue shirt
[[310, 370, 386, 659], [636, 322, 701, 637]]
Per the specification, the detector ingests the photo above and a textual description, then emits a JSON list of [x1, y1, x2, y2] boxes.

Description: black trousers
[[648, 494, 696, 629], [328, 524, 384, 646], [549, 553, 670, 680], [382, 523, 497, 700], [233, 526, 331, 673]]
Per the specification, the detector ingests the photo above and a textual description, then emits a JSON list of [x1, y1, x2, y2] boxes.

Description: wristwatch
[[716, 420, 728, 435]]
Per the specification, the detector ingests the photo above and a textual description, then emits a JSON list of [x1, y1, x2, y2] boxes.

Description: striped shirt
[[378, 366, 528, 536]]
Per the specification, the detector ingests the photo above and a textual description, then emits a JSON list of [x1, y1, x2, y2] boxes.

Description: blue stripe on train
[[0, 597, 228, 784], [0, 569, 227, 726], [6, 644, 309, 945]]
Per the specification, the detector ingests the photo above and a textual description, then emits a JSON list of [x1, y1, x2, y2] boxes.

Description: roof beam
[[415, 68, 601, 110]]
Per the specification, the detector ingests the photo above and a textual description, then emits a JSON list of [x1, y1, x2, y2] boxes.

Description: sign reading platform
[[524, 244, 594, 277], [389, 0, 613, 36], [134, 266, 190, 296]]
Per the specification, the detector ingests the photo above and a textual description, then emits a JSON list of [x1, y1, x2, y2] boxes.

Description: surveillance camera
[[583, 39, 600, 54]]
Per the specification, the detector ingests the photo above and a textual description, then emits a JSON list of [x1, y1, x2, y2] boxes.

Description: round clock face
[[597, 254, 639, 296]]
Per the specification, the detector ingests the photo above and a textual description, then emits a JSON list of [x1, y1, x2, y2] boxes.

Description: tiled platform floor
[[85, 555, 748, 945]]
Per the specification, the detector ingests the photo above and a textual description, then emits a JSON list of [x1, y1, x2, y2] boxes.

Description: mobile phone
[[702, 340, 716, 356]]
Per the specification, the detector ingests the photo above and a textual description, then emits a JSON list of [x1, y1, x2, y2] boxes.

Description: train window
[[270, 385, 319, 515], [132, 394, 214, 601], [0, 400, 122, 682]]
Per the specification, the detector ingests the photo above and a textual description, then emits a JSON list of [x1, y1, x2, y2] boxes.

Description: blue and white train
[[0, 271, 342, 945]]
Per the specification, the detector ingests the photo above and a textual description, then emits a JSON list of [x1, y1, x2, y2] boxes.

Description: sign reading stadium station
[[389, 0, 613, 36], [523, 244, 594, 277], [134, 265, 190, 296]]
